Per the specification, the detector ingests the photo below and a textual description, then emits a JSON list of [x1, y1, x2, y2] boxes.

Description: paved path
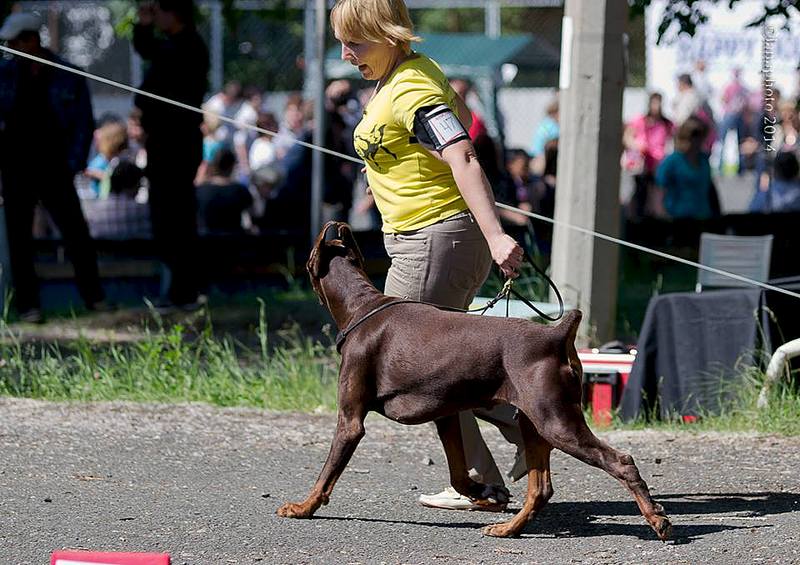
[[1, 399, 799, 564]]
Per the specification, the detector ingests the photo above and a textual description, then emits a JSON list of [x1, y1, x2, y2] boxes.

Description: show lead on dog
[[331, 0, 526, 511]]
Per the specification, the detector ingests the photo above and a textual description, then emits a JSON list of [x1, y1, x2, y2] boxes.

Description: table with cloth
[[619, 288, 771, 421]]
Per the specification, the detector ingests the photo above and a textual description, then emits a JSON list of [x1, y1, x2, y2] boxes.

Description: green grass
[[0, 300, 798, 435], [0, 302, 339, 411], [607, 365, 800, 436]]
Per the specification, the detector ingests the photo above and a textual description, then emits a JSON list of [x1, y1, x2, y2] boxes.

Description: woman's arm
[[440, 139, 522, 277]]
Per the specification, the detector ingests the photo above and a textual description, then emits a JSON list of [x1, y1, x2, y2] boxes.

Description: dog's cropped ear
[[337, 223, 365, 270], [308, 221, 338, 279]]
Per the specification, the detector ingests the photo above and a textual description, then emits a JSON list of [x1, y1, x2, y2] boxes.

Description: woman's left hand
[[488, 234, 523, 278]]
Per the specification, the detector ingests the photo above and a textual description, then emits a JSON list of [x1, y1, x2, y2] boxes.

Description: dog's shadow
[[316, 491, 796, 544]]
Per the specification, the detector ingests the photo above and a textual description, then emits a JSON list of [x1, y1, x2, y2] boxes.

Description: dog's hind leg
[[278, 365, 368, 519], [482, 414, 553, 538], [434, 415, 500, 507], [532, 402, 671, 541]]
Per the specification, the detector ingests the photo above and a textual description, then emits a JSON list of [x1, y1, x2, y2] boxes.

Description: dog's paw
[[481, 522, 519, 538], [277, 502, 312, 519], [653, 515, 672, 542]]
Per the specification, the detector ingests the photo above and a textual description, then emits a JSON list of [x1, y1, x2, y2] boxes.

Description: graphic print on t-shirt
[[355, 124, 398, 172]]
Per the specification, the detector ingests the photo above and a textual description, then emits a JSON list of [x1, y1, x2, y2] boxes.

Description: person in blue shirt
[[750, 151, 800, 213], [655, 117, 713, 220], [528, 97, 559, 178]]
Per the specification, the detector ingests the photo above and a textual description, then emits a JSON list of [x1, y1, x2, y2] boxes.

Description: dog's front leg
[[277, 410, 366, 518], [278, 364, 368, 519], [434, 415, 492, 504]]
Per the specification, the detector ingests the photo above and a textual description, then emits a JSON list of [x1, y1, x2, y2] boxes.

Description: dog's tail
[[554, 309, 583, 382]]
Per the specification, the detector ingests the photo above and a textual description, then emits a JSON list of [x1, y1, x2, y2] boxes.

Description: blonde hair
[[96, 122, 128, 157], [331, 0, 420, 54]]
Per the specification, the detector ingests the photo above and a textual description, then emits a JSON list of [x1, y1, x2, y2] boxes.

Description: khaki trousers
[[384, 211, 525, 486]]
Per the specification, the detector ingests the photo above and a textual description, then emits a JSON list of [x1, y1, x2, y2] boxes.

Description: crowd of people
[[3, 0, 800, 321], [622, 63, 800, 220]]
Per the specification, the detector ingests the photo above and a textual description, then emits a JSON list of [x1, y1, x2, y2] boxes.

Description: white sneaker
[[418, 486, 508, 511]]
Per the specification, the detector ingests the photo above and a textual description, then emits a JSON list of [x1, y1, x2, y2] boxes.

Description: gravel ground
[[1, 398, 799, 565]]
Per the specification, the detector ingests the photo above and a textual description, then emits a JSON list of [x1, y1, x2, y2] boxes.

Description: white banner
[[646, 0, 800, 119]]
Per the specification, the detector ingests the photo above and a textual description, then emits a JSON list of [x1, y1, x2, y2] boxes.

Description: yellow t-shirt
[[353, 53, 468, 233]]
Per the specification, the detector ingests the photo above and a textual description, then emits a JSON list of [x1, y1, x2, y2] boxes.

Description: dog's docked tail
[[554, 310, 583, 382]]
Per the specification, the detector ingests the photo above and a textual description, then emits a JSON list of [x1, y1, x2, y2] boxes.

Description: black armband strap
[[412, 104, 470, 152]]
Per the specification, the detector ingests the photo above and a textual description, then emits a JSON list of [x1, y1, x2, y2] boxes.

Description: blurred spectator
[[232, 85, 263, 179], [257, 108, 350, 235], [0, 12, 106, 321], [85, 160, 151, 239], [248, 112, 280, 172], [691, 59, 714, 103], [672, 73, 704, 125], [622, 92, 674, 219], [196, 113, 226, 184], [655, 117, 714, 220], [774, 100, 799, 151], [530, 95, 559, 175], [495, 148, 534, 228], [750, 151, 800, 213], [717, 68, 750, 174], [755, 100, 800, 195], [196, 148, 253, 236], [203, 80, 242, 143], [273, 94, 307, 160], [450, 78, 488, 140], [325, 80, 360, 130], [133, 0, 209, 309], [127, 108, 148, 171], [533, 140, 558, 220], [322, 110, 355, 223], [737, 99, 761, 173], [85, 120, 128, 198]]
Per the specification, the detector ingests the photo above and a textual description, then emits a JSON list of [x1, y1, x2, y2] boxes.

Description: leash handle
[[481, 250, 565, 322], [514, 250, 565, 322]]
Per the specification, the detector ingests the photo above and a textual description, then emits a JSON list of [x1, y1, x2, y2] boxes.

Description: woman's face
[[648, 96, 662, 117], [335, 31, 399, 81]]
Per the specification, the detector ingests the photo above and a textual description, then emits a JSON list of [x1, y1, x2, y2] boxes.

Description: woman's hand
[[488, 233, 523, 278]]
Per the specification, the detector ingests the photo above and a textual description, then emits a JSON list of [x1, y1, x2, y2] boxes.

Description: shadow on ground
[[313, 491, 797, 544]]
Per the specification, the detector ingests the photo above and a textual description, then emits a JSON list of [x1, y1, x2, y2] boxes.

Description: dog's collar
[[335, 299, 419, 353]]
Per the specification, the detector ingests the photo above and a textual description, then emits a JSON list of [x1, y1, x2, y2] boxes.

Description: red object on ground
[[578, 350, 635, 426], [51, 551, 170, 565]]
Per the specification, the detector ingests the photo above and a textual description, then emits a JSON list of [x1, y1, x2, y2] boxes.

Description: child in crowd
[[196, 113, 227, 184], [84, 160, 151, 240], [85, 121, 128, 198]]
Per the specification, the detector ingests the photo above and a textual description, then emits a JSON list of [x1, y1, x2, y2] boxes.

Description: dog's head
[[307, 221, 366, 304]]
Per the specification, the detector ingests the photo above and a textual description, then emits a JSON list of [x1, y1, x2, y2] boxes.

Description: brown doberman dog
[[277, 222, 671, 540]]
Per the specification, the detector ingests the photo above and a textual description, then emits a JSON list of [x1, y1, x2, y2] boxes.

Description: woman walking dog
[[331, 0, 526, 510]]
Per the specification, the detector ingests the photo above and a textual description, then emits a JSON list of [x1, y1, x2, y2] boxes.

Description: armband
[[412, 104, 470, 152]]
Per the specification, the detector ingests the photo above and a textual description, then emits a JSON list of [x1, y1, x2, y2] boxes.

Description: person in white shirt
[[248, 111, 280, 171]]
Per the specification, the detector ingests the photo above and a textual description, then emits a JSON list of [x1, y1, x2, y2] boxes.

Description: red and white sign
[[51, 551, 170, 565]]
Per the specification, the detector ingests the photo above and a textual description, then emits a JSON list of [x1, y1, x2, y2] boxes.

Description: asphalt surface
[[1, 398, 799, 564]]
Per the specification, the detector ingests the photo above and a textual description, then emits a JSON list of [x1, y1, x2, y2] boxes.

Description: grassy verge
[[0, 301, 339, 412], [0, 302, 797, 434], [607, 367, 800, 435]]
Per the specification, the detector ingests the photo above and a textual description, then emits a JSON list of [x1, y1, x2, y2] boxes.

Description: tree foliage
[[628, 0, 799, 44]]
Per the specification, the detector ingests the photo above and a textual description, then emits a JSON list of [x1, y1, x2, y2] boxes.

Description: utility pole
[[305, 0, 326, 244], [550, 0, 626, 344]]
